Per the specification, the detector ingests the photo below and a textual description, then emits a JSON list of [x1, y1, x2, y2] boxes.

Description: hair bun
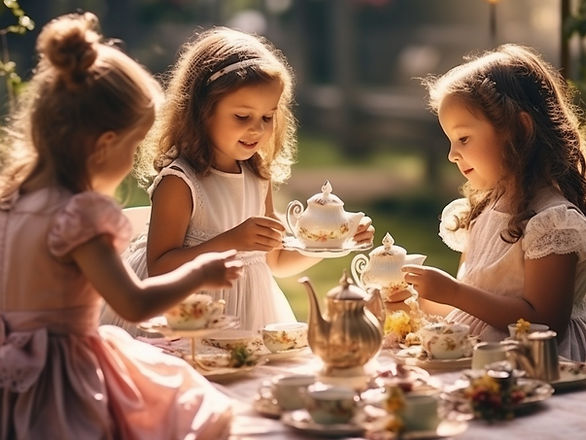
[[37, 12, 101, 87]]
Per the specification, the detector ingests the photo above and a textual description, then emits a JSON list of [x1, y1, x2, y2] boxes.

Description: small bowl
[[418, 322, 471, 359], [262, 322, 308, 353], [164, 293, 225, 330], [507, 322, 549, 339]]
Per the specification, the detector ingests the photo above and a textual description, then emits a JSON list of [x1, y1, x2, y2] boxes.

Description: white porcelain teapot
[[351, 232, 426, 289], [286, 181, 364, 249]]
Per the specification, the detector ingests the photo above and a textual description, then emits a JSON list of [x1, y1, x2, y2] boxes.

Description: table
[[212, 351, 586, 440]]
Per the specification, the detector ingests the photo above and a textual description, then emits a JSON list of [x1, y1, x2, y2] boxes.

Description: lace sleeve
[[523, 205, 586, 261], [438, 198, 470, 252], [47, 192, 131, 258]]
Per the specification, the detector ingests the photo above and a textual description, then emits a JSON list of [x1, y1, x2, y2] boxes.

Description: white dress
[[440, 188, 586, 361], [105, 157, 296, 333]]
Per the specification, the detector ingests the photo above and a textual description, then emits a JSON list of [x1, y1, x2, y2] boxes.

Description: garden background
[[2, 0, 584, 320]]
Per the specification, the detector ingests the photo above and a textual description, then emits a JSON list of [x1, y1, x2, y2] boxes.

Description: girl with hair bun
[[0, 12, 242, 439]]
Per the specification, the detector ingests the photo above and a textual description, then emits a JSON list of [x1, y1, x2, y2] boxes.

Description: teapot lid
[[307, 181, 343, 207], [327, 270, 366, 300], [368, 233, 407, 259]]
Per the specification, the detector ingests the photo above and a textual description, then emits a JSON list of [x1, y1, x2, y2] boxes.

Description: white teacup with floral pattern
[[164, 293, 225, 330], [262, 322, 308, 353], [418, 322, 471, 359], [305, 384, 359, 424]]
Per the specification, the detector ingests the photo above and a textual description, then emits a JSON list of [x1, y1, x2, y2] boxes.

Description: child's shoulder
[[523, 190, 586, 260], [48, 191, 131, 258], [438, 198, 470, 252]]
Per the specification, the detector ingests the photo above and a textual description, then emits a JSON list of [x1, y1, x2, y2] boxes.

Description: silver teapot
[[300, 271, 383, 373]]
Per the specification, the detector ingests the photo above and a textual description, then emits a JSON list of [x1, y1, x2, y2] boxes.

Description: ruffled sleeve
[[523, 205, 586, 261], [47, 192, 131, 258], [438, 198, 470, 252]]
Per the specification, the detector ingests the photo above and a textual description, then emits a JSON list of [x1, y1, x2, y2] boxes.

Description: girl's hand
[[353, 216, 375, 245], [189, 250, 243, 290], [225, 216, 285, 252], [402, 264, 459, 304]]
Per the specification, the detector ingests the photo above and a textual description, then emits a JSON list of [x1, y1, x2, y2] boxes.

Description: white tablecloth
[[213, 351, 586, 440]]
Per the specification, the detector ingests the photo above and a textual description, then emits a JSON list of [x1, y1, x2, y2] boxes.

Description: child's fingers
[[254, 216, 286, 232]]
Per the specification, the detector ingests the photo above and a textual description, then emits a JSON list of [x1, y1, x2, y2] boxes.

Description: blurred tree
[[0, 0, 34, 113], [564, 0, 586, 102]]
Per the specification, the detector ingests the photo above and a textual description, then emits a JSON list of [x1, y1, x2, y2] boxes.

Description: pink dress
[[0, 187, 232, 440]]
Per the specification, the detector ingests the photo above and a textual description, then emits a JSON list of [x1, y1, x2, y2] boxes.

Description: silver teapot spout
[[299, 276, 330, 355], [504, 330, 559, 382]]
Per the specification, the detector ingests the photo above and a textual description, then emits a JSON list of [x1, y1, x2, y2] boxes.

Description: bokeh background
[[2, 0, 584, 320]]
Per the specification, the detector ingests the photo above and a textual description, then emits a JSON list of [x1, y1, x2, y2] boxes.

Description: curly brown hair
[[134, 26, 297, 187], [423, 44, 586, 243], [0, 12, 161, 197]]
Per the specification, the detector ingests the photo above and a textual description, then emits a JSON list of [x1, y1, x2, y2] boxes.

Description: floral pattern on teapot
[[286, 181, 364, 249]]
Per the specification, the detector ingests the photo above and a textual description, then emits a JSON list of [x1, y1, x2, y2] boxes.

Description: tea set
[[141, 181, 578, 435]]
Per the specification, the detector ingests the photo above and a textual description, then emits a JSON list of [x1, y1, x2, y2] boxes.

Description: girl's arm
[[73, 234, 241, 322], [147, 175, 286, 276], [403, 252, 576, 338]]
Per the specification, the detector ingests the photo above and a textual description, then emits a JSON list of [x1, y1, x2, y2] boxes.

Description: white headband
[[207, 59, 260, 85]]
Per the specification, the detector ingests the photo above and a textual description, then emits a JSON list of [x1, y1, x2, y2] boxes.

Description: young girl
[[402, 44, 586, 361], [105, 27, 374, 333], [0, 13, 243, 439]]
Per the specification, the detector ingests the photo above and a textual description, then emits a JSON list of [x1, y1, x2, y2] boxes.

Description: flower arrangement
[[464, 373, 526, 421]]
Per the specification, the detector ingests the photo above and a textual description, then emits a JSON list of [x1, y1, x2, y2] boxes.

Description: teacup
[[418, 322, 471, 359], [164, 293, 225, 330], [507, 322, 549, 339], [399, 392, 440, 432], [262, 322, 308, 353], [305, 384, 358, 425], [471, 342, 509, 370], [202, 329, 259, 351], [259, 374, 316, 411]]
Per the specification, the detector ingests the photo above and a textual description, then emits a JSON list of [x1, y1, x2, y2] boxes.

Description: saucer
[[282, 236, 372, 258], [137, 314, 239, 337], [281, 409, 365, 438], [252, 393, 281, 419], [394, 345, 472, 371], [551, 360, 586, 391], [265, 346, 312, 362]]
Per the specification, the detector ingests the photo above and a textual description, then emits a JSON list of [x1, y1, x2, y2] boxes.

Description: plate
[[282, 236, 372, 258], [265, 346, 312, 361], [551, 360, 586, 391], [197, 364, 258, 381], [281, 409, 365, 438], [401, 420, 468, 439], [394, 346, 472, 371], [444, 377, 554, 416], [137, 314, 239, 338]]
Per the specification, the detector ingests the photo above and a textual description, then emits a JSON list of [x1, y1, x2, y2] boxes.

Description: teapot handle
[[286, 200, 303, 234], [350, 253, 369, 290]]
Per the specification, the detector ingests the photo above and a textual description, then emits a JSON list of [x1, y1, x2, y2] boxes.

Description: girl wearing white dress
[[105, 27, 374, 332], [403, 44, 586, 361]]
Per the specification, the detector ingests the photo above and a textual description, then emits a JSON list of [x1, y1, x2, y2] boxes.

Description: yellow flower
[[515, 318, 531, 335], [384, 310, 411, 338], [384, 386, 406, 413]]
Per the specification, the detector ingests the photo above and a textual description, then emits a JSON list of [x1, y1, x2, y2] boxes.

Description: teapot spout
[[298, 277, 329, 348], [405, 254, 427, 266]]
